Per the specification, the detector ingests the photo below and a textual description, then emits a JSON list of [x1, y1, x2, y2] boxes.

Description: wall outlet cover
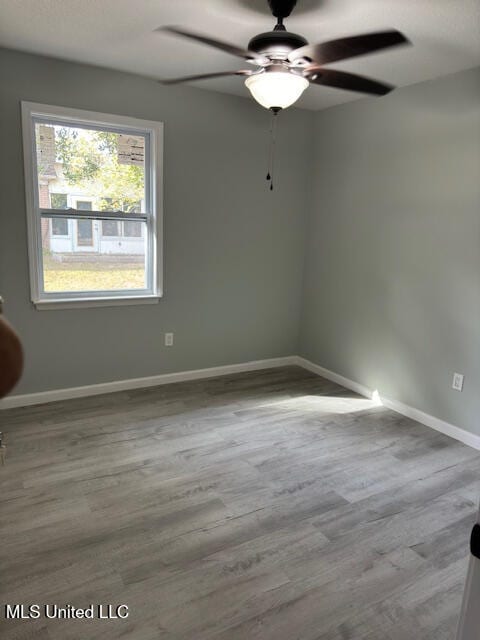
[[452, 372, 464, 392]]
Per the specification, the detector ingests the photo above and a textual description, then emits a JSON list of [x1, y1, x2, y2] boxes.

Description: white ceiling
[[0, 0, 479, 110]]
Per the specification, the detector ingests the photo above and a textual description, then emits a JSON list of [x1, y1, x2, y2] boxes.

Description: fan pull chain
[[266, 107, 280, 191]]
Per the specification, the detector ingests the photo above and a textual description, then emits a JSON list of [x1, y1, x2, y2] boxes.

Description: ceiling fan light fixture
[[244, 70, 309, 110]]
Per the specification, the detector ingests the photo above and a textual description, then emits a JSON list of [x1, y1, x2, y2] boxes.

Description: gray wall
[[0, 48, 313, 394], [301, 67, 480, 436]]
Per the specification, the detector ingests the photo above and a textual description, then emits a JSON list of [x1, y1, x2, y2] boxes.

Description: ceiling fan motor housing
[[268, 0, 298, 19], [248, 30, 307, 58]]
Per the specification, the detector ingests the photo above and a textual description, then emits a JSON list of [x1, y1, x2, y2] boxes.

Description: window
[[22, 102, 163, 309], [50, 193, 68, 209], [102, 220, 120, 237], [50, 194, 69, 235], [101, 220, 142, 238], [124, 221, 142, 237], [51, 218, 69, 236], [76, 200, 93, 211]]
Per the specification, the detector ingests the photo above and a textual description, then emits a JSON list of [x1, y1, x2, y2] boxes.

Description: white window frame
[[21, 102, 163, 310]]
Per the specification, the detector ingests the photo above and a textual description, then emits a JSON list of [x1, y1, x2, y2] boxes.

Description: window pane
[[35, 122, 146, 215], [50, 193, 68, 209], [123, 221, 142, 237], [102, 220, 120, 237], [76, 200, 92, 211], [43, 217, 147, 292], [51, 218, 68, 236]]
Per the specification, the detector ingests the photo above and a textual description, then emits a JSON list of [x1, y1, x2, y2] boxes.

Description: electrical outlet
[[452, 372, 464, 392], [165, 332, 174, 347]]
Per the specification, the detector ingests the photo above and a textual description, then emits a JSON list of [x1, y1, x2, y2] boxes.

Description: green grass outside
[[43, 256, 145, 291]]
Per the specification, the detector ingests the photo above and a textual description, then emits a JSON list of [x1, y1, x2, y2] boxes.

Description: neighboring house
[[46, 188, 145, 257]]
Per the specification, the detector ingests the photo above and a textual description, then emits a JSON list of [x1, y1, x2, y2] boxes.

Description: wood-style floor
[[1, 366, 479, 640]]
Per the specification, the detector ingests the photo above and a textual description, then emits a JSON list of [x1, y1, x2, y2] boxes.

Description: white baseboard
[[3, 353, 479, 451], [295, 357, 373, 400], [380, 394, 480, 450], [296, 356, 480, 451], [0, 356, 297, 410]]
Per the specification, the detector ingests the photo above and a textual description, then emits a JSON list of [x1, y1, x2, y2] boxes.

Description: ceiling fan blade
[[157, 26, 267, 64], [289, 30, 410, 65], [306, 68, 393, 95], [159, 70, 252, 85]]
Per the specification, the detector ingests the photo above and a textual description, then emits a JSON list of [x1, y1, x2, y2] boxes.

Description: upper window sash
[[32, 115, 152, 217]]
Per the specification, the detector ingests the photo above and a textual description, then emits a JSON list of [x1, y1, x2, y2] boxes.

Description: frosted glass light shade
[[245, 72, 309, 110]]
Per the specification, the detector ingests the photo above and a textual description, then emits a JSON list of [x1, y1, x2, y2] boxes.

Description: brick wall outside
[[39, 183, 50, 250]]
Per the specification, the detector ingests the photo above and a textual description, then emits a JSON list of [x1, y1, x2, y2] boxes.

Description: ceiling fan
[[157, 0, 411, 111]]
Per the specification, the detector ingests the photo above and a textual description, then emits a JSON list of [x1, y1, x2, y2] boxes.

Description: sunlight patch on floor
[[263, 392, 383, 415]]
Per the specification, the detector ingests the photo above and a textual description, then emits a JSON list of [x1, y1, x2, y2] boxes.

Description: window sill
[[33, 295, 162, 311]]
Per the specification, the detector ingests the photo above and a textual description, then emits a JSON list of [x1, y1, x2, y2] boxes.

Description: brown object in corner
[[0, 432, 5, 465], [0, 312, 24, 400]]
